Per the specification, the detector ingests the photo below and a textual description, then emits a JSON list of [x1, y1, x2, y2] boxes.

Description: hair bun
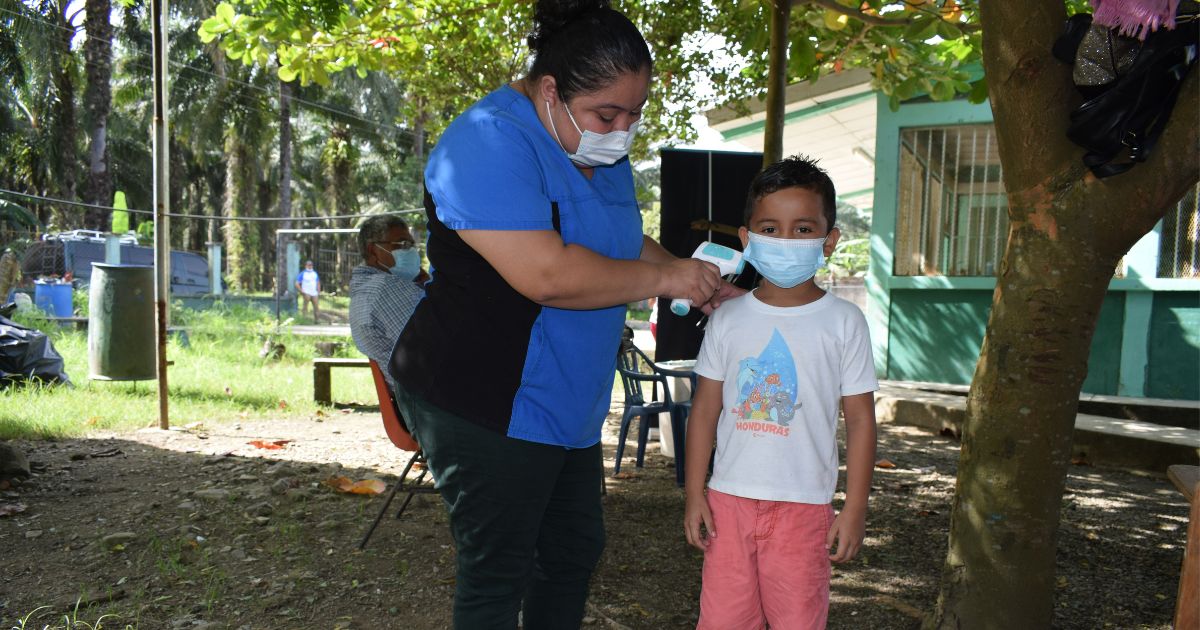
[[528, 0, 611, 52]]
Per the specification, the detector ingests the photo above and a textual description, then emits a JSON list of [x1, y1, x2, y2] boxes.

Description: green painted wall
[[1146, 292, 1200, 400], [1082, 294, 1125, 396], [887, 290, 989, 384], [886, 289, 1125, 395]]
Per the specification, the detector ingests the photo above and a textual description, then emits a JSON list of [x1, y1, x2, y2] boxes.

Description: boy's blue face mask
[[743, 232, 826, 289]]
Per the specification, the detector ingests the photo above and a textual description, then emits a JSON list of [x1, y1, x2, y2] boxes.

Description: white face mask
[[547, 100, 639, 167]]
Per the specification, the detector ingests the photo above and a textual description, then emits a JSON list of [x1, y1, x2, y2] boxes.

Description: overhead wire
[[1, 6, 428, 225], [0, 5, 423, 142], [0, 187, 424, 222]]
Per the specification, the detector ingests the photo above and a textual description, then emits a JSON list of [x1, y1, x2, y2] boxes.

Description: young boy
[[683, 155, 878, 629]]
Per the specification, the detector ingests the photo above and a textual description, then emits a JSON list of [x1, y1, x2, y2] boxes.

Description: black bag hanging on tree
[[1052, 1, 1199, 178]]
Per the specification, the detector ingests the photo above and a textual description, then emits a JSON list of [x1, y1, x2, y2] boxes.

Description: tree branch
[[1082, 70, 1200, 233], [980, 0, 1076, 188], [806, 0, 981, 32]]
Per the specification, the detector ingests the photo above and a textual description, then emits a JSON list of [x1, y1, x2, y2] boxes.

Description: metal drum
[[88, 263, 156, 381]]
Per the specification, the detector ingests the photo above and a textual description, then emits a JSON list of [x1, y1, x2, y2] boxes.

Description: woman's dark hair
[[527, 0, 652, 102], [743, 155, 838, 230]]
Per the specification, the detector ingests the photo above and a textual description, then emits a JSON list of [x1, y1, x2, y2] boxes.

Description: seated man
[[349, 214, 426, 390]]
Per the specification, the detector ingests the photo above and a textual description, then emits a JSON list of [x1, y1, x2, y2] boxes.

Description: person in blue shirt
[[389, 1, 739, 627]]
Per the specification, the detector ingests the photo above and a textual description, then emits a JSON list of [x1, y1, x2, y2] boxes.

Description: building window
[[1158, 183, 1199, 279], [896, 125, 1008, 276]]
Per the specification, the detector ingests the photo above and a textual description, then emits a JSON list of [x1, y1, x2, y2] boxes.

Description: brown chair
[[358, 359, 437, 550]]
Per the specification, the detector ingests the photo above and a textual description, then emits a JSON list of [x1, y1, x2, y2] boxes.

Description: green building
[[706, 74, 1199, 400]]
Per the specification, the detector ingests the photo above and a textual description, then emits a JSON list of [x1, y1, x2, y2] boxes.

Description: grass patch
[[0, 300, 376, 440], [11, 603, 137, 630]]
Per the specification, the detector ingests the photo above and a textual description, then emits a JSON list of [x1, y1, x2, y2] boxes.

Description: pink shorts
[[697, 489, 833, 630]]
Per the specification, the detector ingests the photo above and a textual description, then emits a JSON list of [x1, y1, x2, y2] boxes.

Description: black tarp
[[0, 311, 72, 388], [655, 148, 764, 362]]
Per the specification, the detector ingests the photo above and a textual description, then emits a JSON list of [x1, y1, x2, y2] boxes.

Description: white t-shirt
[[693, 290, 878, 504], [298, 269, 319, 297]]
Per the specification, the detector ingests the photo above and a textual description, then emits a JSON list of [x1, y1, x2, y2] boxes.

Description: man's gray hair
[[357, 214, 409, 261]]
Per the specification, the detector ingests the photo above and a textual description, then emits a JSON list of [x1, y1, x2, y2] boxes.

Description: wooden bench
[[313, 357, 371, 406], [1168, 465, 1199, 630]]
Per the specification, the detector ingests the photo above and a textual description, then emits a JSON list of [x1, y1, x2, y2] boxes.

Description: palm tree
[[82, 0, 114, 228]]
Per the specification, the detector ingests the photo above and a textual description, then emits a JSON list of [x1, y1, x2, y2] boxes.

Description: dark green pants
[[395, 388, 606, 630]]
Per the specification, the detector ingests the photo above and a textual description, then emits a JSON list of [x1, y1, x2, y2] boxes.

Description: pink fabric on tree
[[1091, 0, 1182, 39]]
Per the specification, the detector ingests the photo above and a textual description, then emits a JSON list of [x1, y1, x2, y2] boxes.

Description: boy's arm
[[683, 376, 723, 550], [828, 391, 877, 562]]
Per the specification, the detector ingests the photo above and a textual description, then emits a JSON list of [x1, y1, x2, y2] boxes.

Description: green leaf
[[967, 78, 989, 103], [198, 18, 224, 43], [789, 36, 817, 77], [278, 65, 298, 82], [215, 3, 236, 25], [932, 80, 955, 101], [904, 16, 932, 40], [312, 64, 330, 86], [936, 20, 963, 40]]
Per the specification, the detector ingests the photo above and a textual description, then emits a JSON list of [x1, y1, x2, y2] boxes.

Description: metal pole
[[274, 231, 281, 322], [152, 0, 170, 429]]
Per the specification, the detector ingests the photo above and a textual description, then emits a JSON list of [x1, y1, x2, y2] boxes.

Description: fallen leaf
[[248, 440, 291, 450], [1056, 576, 1068, 588], [85, 416, 101, 426], [321, 476, 385, 495], [277, 399, 288, 410], [875, 459, 897, 469], [0, 503, 27, 517], [613, 471, 636, 480], [314, 409, 326, 417]]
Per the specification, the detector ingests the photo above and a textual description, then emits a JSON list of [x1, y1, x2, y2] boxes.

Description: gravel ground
[[0, 405, 1190, 629]]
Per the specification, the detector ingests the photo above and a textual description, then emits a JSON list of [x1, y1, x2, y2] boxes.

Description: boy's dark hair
[[743, 155, 837, 230], [527, 0, 653, 102]]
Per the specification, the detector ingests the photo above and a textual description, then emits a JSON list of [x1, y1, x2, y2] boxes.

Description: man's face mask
[[547, 100, 639, 168], [376, 243, 421, 280]]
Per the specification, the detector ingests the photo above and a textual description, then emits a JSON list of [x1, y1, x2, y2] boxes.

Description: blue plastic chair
[[614, 340, 691, 485]]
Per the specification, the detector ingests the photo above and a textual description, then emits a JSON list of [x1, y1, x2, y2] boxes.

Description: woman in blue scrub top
[[390, 1, 738, 627]]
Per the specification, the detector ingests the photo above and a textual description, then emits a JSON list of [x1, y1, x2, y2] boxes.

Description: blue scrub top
[[400, 84, 643, 448]]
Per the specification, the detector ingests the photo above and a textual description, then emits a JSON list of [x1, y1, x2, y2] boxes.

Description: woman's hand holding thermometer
[[670, 242, 744, 316]]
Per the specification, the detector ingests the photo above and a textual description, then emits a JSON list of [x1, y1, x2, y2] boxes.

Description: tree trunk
[[929, 1, 1200, 627], [276, 76, 294, 299], [82, 0, 113, 229], [49, 3, 77, 230], [223, 132, 260, 292], [413, 98, 426, 165], [325, 125, 356, 295], [762, 0, 790, 167]]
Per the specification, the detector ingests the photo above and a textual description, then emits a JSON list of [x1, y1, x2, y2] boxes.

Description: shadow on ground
[[0, 412, 1189, 629]]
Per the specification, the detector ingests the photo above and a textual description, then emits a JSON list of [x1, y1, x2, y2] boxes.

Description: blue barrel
[[34, 282, 74, 318]]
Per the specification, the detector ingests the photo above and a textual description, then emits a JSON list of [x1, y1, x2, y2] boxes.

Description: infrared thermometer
[[670, 241, 745, 316]]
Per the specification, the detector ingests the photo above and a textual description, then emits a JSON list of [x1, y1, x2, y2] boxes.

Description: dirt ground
[[0, 402, 1191, 629]]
